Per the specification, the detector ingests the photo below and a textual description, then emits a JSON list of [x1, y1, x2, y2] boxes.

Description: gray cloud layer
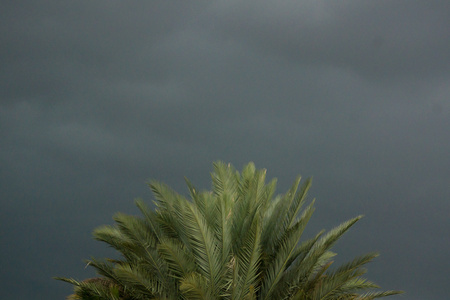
[[1, 1, 449, 299]]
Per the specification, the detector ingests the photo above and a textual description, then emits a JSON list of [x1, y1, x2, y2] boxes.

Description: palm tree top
[[56, 161, 403, 299]]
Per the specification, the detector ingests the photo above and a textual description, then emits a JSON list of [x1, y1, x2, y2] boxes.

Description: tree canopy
[[56, 161, 402, 299]]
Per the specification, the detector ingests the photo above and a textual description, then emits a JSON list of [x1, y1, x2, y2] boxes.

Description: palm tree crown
[[56, 161, 402, 299]]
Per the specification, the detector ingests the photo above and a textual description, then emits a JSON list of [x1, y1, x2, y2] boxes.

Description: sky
[[1, 1, 449, 299]]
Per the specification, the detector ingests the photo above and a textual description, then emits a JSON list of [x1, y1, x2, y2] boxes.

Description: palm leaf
[[183, 201, 222, 298], [157, 238, 196, 279], [260, 200, 316, 300], [234, 216, 262, 300], [180, 272, 209, 300]]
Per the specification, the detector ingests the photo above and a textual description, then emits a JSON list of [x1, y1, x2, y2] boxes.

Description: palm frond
[[234, 215, 262, 300], [113, 263, 164, 298], [260, 181, 298, 256], [55, 277, 122, 300], [93, 225, 136, 261], [183, 201, 222, 297], [260, 200, 315, 300], [135, 198, 166, 244], [216, 192, 233, 266], [83, 258, 121, 285], [149, 181, 192, 249], [211, 161, 238, 199], [157, 238, 196, 279], [286, 177, 312, 229], [180, 272, 210, 300], [356, 290, 404, 299]]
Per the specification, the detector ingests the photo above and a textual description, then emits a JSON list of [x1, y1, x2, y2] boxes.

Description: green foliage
[[55, 161, 402, 299]]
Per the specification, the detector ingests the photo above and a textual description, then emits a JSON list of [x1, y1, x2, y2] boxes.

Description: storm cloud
[[1, 1, 449, 299]]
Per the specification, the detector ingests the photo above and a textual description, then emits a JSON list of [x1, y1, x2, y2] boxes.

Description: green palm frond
[[183, 200, 223, 298], [54, 277, 123, 300], [112, 263, 168, 299], [356, 290, 404, 299], [84, 258, 121, 286], [180, 272, 210, 300], [260, 200, 316, 300], [135, 198, 165, 244], [211, 161, 239, 199], [234, 215, 262, 300], [216, 192, 233, 270], [157, 238, 196, 279]]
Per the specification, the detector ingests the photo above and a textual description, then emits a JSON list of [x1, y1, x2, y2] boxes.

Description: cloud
[[1, 1, 449, 299], [204, 1, 450, 80]]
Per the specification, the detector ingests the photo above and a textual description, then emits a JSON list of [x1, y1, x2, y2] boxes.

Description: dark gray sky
[[1, 1, 449, 299]]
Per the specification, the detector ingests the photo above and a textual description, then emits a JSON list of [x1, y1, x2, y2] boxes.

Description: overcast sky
[[1, 1, 449, 299]]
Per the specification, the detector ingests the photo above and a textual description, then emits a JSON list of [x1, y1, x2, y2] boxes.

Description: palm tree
[[56, 161, 402, 299]]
